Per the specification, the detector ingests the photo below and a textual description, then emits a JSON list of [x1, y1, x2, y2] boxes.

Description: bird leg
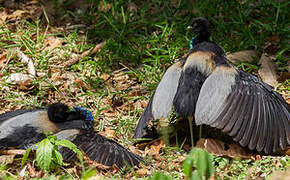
[[158, 117, 170, 145], [199, 125, 203, 139], [188, 116, 194, 148]]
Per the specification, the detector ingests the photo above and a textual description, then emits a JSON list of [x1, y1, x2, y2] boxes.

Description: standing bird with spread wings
[[133, 17, 289, 154]]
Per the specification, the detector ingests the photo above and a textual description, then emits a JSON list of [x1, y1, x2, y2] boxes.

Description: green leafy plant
[[150, 171, 174, 180], [22, 135, 83, 171], [183, 148, 214, 180]]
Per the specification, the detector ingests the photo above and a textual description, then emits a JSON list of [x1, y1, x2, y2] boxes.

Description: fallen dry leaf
[[227, 50, 259, 64], [0, 52, 7, 68], [0, 10, 8, 26], [6, 73, 33, 84], [8, 10, 28, 21], [73, 79, 89, 90], [64, 42, 105, 67], [0, 155, 15, 165], [285, 147, 290, 156], [0, 149, 26, 155], [278, 72, 290, 82], [16, 49, 35, 76], [269, 168, 290, 180], [258, 53, 278, 87], [98, 127, 117, 140], [144, 139, 165, 156], [196, 138, 252, 159], [44, 36, 64, 51], [26, 163, 43, 178], [136, 167, 151, 177]]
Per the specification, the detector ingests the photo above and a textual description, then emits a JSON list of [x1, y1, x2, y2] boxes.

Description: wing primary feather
[[212, 85, 243, 129], [279, 103, 290, 145], [256, 95, 268, 152], [232, 86, 254, 143], [99, 145, 111, 165], [70, 131, 143, 168], [268, 100, 278, 153], [239, 92, 257, 148], [223, 86, 248, 133], [248, 94, 264, 151], [229, 85, 252, 137], [210, 90, 236, 127], [272, 99, 287, 150], [276, 101, 290, 148], [133, 96, 154, 139], [263, 98, 273, 154]]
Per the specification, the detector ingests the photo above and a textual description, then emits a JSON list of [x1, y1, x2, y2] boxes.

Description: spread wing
[[133, 61, 183, 138], [0, 125, 46, 149], [0, 109, 40, 123], [58, 129, 144, 168], [195, 65, 290, 153]]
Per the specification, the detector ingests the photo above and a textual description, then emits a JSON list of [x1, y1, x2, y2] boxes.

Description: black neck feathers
[[47, 103, 81, 123], [196, 30, 210, 44]]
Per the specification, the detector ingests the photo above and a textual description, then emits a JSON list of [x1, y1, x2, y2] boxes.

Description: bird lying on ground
[[0, 103, 143, 168], [133, 17, 290, 154]]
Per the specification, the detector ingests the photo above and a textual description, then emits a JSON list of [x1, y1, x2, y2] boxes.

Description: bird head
[[189, 17, 212, 34], [48, 103, 94, 130], [47, 103, 71, 123]]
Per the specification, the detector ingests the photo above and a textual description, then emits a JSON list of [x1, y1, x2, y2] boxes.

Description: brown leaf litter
[[258, 53, 278, 87], [196, 138, 252, 159], [227, 50, 259, 64]]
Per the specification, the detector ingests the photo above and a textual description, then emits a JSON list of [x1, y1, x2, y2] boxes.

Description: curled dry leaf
[[258, 53, 278, 87], [129, 146, 144, 156], [16, 49, 35, 76], [5, 49, 36, 85], [64, 42, 105, 67], [227, 50, 259, 64], [6, 73, 33, 84], [196, 138, 252, 159], [0, 155, 15, 165], [144, 139, 165, 156]]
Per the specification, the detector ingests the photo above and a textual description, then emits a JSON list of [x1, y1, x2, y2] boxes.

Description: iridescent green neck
[[190, 35, 197, 49]]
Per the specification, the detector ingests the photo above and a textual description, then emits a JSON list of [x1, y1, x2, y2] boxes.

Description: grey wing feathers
[[152, 62, 182, 119], [0, 109, 41, 123], [133, 96, 154, 139], [195, 67, 290, 153], [60, 130, 144, 168], [133, 61, 182, 139]]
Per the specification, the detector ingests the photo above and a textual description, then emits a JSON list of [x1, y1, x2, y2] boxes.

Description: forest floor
[[0, 0, 289, 179]]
